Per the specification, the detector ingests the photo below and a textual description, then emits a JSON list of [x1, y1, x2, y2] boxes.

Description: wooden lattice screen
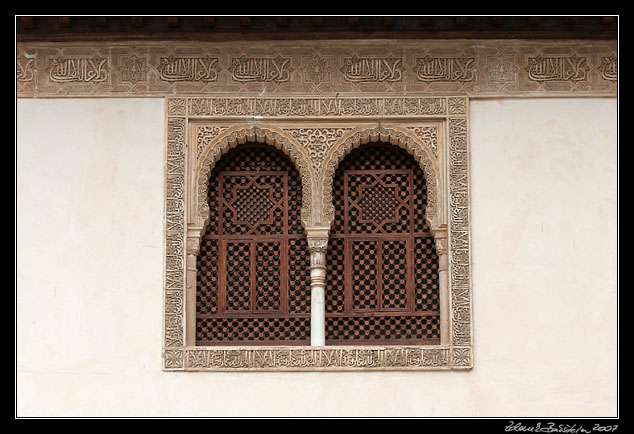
[[326, 143, 441, 345], [196, 144, 311, 345]]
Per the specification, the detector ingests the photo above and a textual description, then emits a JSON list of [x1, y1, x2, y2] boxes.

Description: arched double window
[[195, 141, 440, 346]]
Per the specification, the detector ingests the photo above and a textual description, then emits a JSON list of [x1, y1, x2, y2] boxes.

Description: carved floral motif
[[300, 53, 335, 87], [284, 128, 352, 178], [119, 54, 148, 84]]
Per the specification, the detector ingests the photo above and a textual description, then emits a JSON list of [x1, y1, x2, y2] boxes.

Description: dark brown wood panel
[[16, 16, 617, 42]]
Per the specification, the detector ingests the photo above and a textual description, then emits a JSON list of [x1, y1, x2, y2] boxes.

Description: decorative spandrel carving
[[195, 125, 228, 160], [405, 126, 439, 157], [283, 128, 353, 180]]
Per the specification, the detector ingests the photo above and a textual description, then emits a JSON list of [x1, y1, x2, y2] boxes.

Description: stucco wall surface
[[16, 97, 618, 417]]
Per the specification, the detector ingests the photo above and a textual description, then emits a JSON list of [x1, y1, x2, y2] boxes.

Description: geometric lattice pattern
[[359, 182, 398, 224], [326, 142, 440, 345], [196, 317, 310, 345], [234, 183, 273, 226], [325, 315, 440, 345], [196, 144, 310, 346]]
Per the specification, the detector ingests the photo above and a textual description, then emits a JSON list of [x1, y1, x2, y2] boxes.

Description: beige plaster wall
[[16, 97, 618, 417]]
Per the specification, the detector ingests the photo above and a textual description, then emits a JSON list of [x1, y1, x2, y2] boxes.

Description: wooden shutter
[[326, 143, 440, 345], [196, 144, 311, 345]]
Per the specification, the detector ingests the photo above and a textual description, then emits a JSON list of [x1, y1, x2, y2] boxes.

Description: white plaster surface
[[16, 98, 617, 417]]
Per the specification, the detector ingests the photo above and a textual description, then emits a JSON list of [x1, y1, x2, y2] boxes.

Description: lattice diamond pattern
[[234, 183, 273, 226], [381, 239, 408, 310], [225, 241, 251, 311], [359, 182, 398, 223], [197, 317, 310, 344], [326, 237, 346, 313], [326, 315, 440, 343], [352, 240, 378, 310], [196, 236, 218, 314], [288, 238, 311, 313], [255, 242, 281, 311]]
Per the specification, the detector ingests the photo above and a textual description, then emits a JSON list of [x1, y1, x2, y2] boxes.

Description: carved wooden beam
[[492, 16, 504, 26], [529, 16, 542, 25], [203, 17, 215, 27], [130, 17, 143, 28], [21, 17, 35, 29]]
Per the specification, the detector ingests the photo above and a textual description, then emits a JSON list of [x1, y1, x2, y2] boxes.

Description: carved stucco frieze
[[163, 96, 472, 371], [18, 40, 616, 98], [181, 346, 468, 371]]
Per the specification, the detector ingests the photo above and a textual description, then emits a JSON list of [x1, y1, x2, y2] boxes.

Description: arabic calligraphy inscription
[[341, 56, 404, 83], [48, 57, 108, 83]]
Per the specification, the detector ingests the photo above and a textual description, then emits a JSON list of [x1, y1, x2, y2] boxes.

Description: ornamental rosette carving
[[299, 53, 335, 88]]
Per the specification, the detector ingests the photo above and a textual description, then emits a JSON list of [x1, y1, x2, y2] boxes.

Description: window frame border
[[163, 95, 473, 371]]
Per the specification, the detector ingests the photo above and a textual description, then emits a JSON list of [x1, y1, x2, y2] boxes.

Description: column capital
[[306, 226, 330, 254], [430, 226, 448, 256]]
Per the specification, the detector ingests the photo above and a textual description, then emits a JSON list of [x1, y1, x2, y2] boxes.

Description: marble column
[[306, 227, 329, 347]]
